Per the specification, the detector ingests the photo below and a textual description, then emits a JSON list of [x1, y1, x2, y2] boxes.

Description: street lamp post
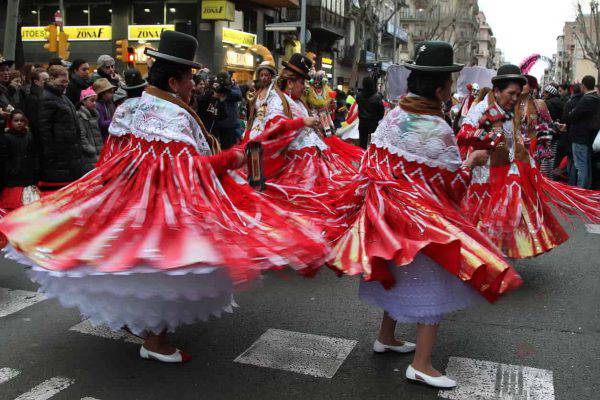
[[300, 0, 307, 53], [3, 0, 20, 60]]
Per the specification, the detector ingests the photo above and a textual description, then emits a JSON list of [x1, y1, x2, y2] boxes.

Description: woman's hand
[[466, 150, 490, 169], [231, 147, 246, 170], [303, 116, 319, 128]]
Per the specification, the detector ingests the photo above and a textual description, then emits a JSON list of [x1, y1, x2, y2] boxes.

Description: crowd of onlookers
[[538, 76, 600, 189], [0, 54, 144, 210]]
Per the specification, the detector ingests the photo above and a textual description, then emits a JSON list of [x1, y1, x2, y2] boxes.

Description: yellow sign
[[322, 57, 333, 65], [201, 0, 235, 21], [22, 26, 112, 41], [128, 25, 175, 41], [222, 28, 256, 47], [225, 50, 254, 69]]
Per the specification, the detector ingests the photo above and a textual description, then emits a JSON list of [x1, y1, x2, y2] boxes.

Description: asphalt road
[[0, 221, 598, 400]]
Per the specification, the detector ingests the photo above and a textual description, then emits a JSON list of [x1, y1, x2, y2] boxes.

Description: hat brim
[[491, 74, 528, 85], [0, 60, 14, 67], [95, 83, 117, 95], [281, 61, 310, 79], [123, 80, 148, 91], [256, 65, 277, 76], [145, 48, 202, 69], [404, 61, 464, 72]]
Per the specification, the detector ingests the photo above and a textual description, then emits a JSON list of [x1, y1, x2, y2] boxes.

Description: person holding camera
[[210, 72, 243, 150]]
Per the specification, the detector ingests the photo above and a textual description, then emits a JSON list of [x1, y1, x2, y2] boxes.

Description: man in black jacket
[[37, 65, 84, 192], [357, 76, 385, 149], [567, 76, 600, 188], [0, 55, 15, 131], [24, 68, 49, 145]]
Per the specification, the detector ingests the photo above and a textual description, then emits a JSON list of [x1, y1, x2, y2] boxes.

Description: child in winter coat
[[0, 110, 40, 213], [93, 78, 116, 140], [77, 87, 103, 172]]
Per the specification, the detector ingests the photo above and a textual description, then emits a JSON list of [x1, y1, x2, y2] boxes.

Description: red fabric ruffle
[[0, 134, 329, 284], [327, 146, 522, 302]]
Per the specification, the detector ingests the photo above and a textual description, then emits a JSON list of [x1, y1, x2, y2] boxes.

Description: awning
[[249, 0, 299, 7]]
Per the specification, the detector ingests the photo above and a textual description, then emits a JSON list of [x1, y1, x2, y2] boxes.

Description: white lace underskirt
[[336, 119, 359, 140], [5, 246, 235, 335]]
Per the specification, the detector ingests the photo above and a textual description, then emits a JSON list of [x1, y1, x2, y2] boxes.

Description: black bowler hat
[[404, 41, 463, 72], [145, 30, 202, 69], [123, 68, 147, 91], [0, 54, 14, 68], [282, 53, 312, 79], [491, 64, 527, 86]]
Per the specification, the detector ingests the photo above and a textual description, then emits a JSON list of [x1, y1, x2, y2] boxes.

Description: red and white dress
[[0, 89, 329, 335], [245, 88, 361, 229], [459, 95, 600, 258], [327, 102, 522, 310]]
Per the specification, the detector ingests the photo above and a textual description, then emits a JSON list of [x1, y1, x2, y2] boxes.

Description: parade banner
[[222, 28, 256, 47], [22, 26, 112, 41], [128, 25, 175, 41]]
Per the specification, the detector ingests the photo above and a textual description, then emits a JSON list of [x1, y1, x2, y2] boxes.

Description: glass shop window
[[90, 3, 112, 25], [133, 2, 165, 25], [39, 5, 60, 26], [65, 4, 89, 26], [166, 3, 197, 24], [21, 5, 40, 26]]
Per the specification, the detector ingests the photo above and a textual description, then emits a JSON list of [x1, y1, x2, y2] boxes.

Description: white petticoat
[[5, 246, 235, 335], [336, 119, 359, 140]]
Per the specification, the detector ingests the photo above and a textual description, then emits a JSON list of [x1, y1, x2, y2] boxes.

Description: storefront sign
[[225, 50, 254, 69], [128, 25, 175, 41], [201, 0, 235, 21], [22, 26, 112, 41], [222, 28, 256, 47]]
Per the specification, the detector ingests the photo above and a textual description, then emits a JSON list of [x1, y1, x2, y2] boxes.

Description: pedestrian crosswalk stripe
[[81, 397, 101, 400], [439, 357, 555, 400], [0, 288, 45, 318], [13, 376, 74, 400], [585, 224, 600, 235], [69, 319, 144, 344], [234, 328, 357, 378], [0, 367, 20, 384]]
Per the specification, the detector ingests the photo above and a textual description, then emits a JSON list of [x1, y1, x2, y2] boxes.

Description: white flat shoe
[[373, 339, 416, 354], [139, 346, 192, 363], [405, 365, 457, 389]]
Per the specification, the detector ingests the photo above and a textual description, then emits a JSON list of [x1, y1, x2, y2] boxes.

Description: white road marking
[[234, 328, 357, 378], [14, 377, 74, 400], [69, 320, 144, 344], [439, 357, 555, 400], [585, 224, 600, 235], [0, 367, 20, 384], [81, 397, 101, 400], [0, 288, 45, 318]]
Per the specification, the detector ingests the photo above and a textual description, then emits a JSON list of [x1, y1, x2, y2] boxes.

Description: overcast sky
[[478, 0, 581, 77]]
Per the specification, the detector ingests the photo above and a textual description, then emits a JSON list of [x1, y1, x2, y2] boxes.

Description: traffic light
[[127, 46, 135, 66], [58, 30, 70, 60], [115, 39, 129, 61], [43, 25, 58, 53]]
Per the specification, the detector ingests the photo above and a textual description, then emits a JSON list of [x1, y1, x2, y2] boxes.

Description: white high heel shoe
[[405, 365, 457, 389], [139, 346, 192, 363], [373, 339, 416, 354]]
